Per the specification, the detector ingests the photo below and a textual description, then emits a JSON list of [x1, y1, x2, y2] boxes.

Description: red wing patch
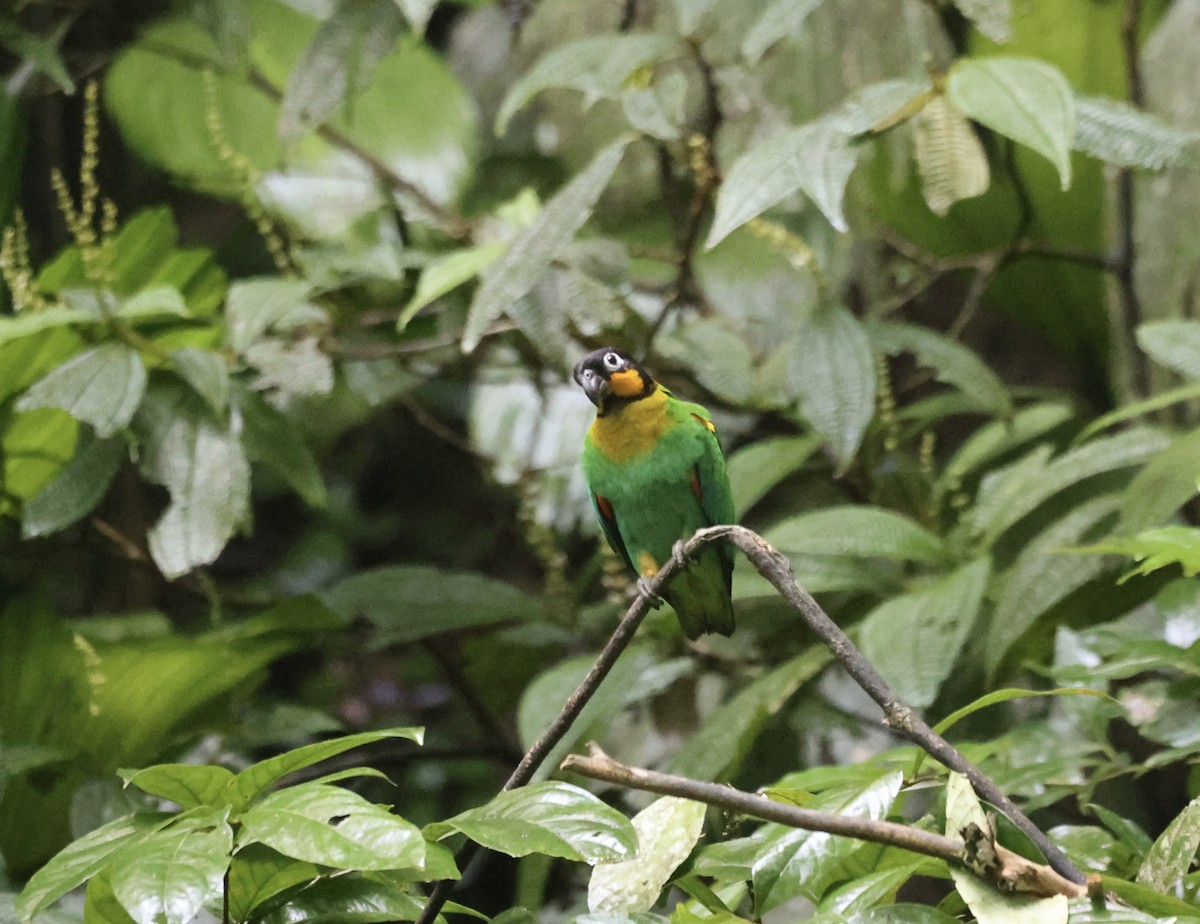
[[690, 412, 717, 434], [690, 468, 703, 501], [595, 493, 616, 522]]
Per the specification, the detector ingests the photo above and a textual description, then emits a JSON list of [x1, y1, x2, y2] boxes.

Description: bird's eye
[[602, 352, 622, 370]]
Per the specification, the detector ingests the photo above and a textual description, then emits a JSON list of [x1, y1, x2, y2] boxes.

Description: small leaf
[[786, 306, 876, 470], [394, 0, 438, 35], [1137, 795, 1200, 892], [588, 797, 706, 913], [239, 784, 425, 872], [1077, 526, 1200, 581], [741, 0, 826, 64], [764, 506, 947, 563], [17, 343, 147, 438], [0, 305, 95, 345], [955, 0, 1012, 43], [867, 321, 1011, 417], [22, 430, 124, 538], [398, 243, 506, 330], [235, 385, 327, 508], [253, 876, 424, 924], [120, 764, 236, 811], [727, 434, 823, 517], [118, 286, 190, 322], [170, 348, 230, 414], [940, 403, 1072, 489], [245, 336, 334, 398], [912, 93, 991, 216], [430, 782, 637, 865], [226, 844, 320, 923], [462, 139, 629, 352], [108, 819, 232, 924], [1137, 320, 1200, 379], [859, 558, 991, 709], [948, 56, 1074, 190], [229, 728, 422, 810], [495, 34, 676, 134], [1074, 95, 1200, 169], [225, 278, 316, 353], [1118, 426, 1200, 533]]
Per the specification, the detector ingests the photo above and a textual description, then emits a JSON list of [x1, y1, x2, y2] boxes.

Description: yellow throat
[[588, 386, 669, 463]]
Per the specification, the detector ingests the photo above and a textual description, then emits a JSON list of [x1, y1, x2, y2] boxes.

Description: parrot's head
[[573, 347, 657, 414]]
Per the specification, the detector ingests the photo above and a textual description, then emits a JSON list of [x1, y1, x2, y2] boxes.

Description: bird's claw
[[671, 539, 691, 564], [636, 577, 664, 609]]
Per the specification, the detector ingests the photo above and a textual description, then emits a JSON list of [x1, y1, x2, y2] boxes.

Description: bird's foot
[[636, 577, 664, 609], [671, 539, 692, 565]]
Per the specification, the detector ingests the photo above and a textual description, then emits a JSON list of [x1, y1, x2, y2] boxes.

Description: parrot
[[573, 347, 736, 638]]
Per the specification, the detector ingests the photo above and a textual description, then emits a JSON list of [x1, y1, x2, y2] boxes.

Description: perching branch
[[561, 743, 1087, 900]]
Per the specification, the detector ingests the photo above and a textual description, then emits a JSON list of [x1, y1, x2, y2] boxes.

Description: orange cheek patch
[[609, 369, 644, 397]]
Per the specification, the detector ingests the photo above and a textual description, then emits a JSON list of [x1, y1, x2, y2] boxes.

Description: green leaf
[[1077, 526, 1200, 581], [429, 782, 637, 864], [229, 728, 422, 811], [398, 242, 506, 331], [254, 876, 425, 924], [234, 385, 326, 507], [752, 771, 904, 912], [239, 784, 425, 872], [940, 403, 1072, 489], [494, 34, 676, 134], [16, 813, 174, 921], [741, 0, 826, 64], [322, 565, 536, 648], [787, 306, 876, 471], [226, 844, 320, 923], [1096, 872, 1200, 918], [588, 797, 706, 913], [1118, 426, 1200, 534], [462, 139, 629, 352], [986, 495, 1120, 679], [1137, 320, 1200, 379], [108, 818, 232, 924], [169, 348, 230, 414], [955, 0, 1012, 43], [727, 434, 823, 517], [120, 765, 235, 811], [84, 869, 138, 924], [134, 385, 251, 578], [278, 0, 405, 140], [0, 306, 95, 346], [669, 646, 831, 781], [21, 431, 124, 538], [17, 343, 147, 438], [707, 115, 858, 242], [947, 56, 1074, 190], [912, 94, 991, 216], [859, 558, 991, 709], [1074, 95, 1200, 169], [1074, 382, 1200, 445], [764, 506, 947, 564], [225, 278, 317, 354], [1136, 795, 1200, 893], [117, 286, 190, 322], [867, 322, 1010, 418]]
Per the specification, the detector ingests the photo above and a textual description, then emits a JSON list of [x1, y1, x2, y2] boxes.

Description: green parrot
[[573, 347, 736, 638]]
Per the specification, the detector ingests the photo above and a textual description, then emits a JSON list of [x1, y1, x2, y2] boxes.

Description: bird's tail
[[664, 549, 735, 639]]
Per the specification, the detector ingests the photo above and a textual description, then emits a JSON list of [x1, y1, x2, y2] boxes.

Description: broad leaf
[[84, 870, 138, 924], [398, 242, 506, 330], [254, 876, 425, 924], [229, 728, 422, 810], [859, 558, 991, 709], [867, 322, 1010, 418], [239, 784, 425, 872], [17, 343, 146, 438], [727, 434, 823, 517], [1118, 426, 1200, 533], [948, 56, 1074, 190], [494, 34, 676, 134], [322, 565, 536, 648], [429, 782, 636, 864], [0, 306, 95, 346], [912, 93, 991, 215], [235, 385, 327, 508], [588, 797, 706, 913], [226, 844, 320, 923], [169, 348, 230, 414], [108, 819, 232, 924], [1077, 526, 1200, 581], [1136, 795, 1200, 893], [742, 0, 826, 64], [764, 506, 947, 564], [940, 403, 1072, 489], [1074, 95, 1200, 169], [225, 278, 317, 354], [787, 306, 876, 471], [462, 139, 628, 352], [1137, 320, 1200, 379], [21, 431, 124, 538], [120, 764, 236, 811]]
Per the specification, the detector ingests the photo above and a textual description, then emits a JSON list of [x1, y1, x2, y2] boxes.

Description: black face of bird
[[573, 347, 654, 408]]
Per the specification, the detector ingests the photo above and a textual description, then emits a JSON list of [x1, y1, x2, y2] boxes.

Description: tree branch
[[561, 743, 1087, 900]]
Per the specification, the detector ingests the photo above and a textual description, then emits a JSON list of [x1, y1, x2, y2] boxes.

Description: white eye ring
[[603, 352, 622, 370]]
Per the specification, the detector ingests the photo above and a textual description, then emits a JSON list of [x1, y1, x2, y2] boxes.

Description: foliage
[[2, 0, 1200, 922]]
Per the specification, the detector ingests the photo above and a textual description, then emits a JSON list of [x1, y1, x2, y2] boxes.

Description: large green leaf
[[764, 506, 948, 564], [1137, 320, 1200, 380], [947, 56, 1074, 190], [1074, 95, 1200, 169], [239, 784, 425, 872], [226, 844, 320, 924], [16, 343, 146, 438], [322, 565, 536, 648], [227, 728, 421, 812], [727, 434, 823, 517], [120, 765, 236, 811], [235, 385, 326, 508], [224, 278, 318, 354], [1118, 426, 1200, 533], [462, 139, 628, 352], [134, 385, 251, 578], [1136, 795, 1200, 893], [83, 869, 139, 924], [108, 818, 233, 924], [21, 430, 124, 538], [255, 876, 425, 924], [787, 305, 876, 471], [398, 242, 506, 331], [940, 403, 1073, 490], [494, 34, 677, 134], [859, 558, 991, 709], [866, 321, 1011, 418], [428, 782, 636, 864]]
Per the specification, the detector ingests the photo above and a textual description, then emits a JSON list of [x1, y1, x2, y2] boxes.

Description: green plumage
[[579, 383, 736, 639]]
